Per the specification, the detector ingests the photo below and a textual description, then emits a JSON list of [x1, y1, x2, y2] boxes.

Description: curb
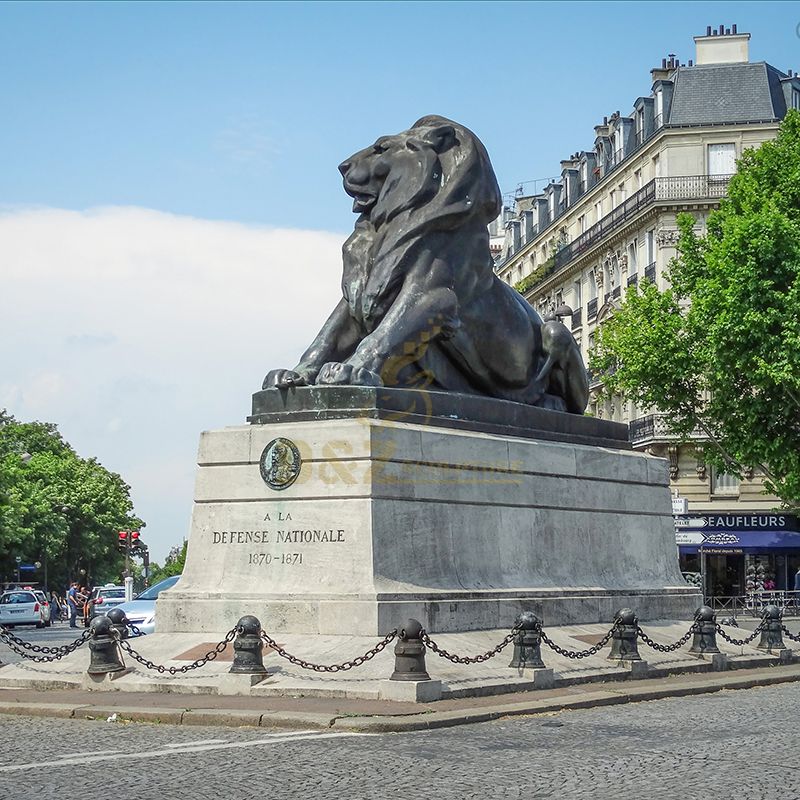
[[1, 664, 799, 732]]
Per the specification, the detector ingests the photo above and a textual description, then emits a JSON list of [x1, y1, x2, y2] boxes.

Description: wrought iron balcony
[[587, 297, 598, 320], [629, 413, 706, 446], [571, 308, 582, 330], [644, 262, 657, 283], [553, 174, 731, 273], [627, 273, 638, 287]]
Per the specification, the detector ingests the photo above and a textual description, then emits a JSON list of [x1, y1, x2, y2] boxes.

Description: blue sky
[[1, 1, 797, 564], [3, 2, 798, 231]]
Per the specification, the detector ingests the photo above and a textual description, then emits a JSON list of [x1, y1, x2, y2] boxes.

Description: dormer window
[[793, 88, 800, 110], [654, 89, 664, 127], [635, 109, 644, 144]]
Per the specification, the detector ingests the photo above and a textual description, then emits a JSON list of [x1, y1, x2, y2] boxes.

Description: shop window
[[711, 466, 740, 495]]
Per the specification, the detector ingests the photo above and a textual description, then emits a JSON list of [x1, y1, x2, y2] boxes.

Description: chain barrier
[[118, 628, 236, 674], [715, 621, 764, 646], [636, 623, 697, 653], [540, 625, 616, 659], [421, 628, 518, 664], [260, 629, 397, 672], [781, 625, 800, 643], [0, 625, 92, 663], [127, 623, 146, 638]]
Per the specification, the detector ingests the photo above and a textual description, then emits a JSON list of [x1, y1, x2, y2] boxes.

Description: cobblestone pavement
[[0, 623, 87, 665], [2, 681, 800, 799]]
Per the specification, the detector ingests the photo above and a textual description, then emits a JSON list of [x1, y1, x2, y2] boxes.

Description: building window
[[654, 89, 663, 127], [708, 143, 736, 176], [634, 169, 642, 190], [646, 229, 655, 264], [595, 199, 603, 223], [577, 214, 586, 234], [635, 109, 644, 144], [573, 279, 582, 310], [588, 270, 597, 301], [628, 241, 638, 275], [652, 154, 661, 178], [609, 189, 615, 208], [793, 89, 800, 110], [711, 467, 740, 495]]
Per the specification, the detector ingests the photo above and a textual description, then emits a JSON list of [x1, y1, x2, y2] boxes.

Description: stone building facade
[[494, 26, 800, 596]]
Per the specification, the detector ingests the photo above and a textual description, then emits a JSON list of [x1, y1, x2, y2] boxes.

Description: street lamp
[[14, 556, 21, 584]]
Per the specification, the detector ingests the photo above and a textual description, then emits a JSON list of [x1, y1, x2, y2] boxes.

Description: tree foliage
[[149, 540, 187, 585], [591, 111, 800, 506], [0, 411, 144, 589]]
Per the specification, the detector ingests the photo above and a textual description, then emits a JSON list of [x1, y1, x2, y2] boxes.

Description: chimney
[[694, 24, 750, 65]]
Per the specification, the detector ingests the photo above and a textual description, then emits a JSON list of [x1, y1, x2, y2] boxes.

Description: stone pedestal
[[157, 387, 699, 636]]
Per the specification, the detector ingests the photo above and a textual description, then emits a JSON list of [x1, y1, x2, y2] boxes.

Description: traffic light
[[117, 531, 130, 553]]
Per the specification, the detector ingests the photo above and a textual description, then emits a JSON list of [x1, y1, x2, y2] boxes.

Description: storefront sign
[[674, 514, 799, 531], [675, 531, 705, 545]]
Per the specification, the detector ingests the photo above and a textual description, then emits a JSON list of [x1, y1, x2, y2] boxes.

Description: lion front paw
[[262, 369, 310, 390], [317, 362, 383, 387]]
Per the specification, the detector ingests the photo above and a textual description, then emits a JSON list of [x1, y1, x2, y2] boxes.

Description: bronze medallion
[[259, 437, 301, 490]]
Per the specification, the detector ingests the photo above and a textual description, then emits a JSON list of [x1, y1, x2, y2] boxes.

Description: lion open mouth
[[349, 191, 377, 213]]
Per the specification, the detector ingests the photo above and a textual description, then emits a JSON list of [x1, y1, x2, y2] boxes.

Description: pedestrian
[[67, 582, 79, 628], [49, 591, 61, 623]]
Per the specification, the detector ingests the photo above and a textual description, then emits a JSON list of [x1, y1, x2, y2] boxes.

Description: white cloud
[[0, 206, 344, 563]]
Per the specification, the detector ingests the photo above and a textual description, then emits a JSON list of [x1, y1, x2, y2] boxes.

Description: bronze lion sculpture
[[264, 115, 589, 414]]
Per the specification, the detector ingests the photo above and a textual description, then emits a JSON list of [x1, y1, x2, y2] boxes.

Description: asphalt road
[[0, 621, 87, 665], [1, 679, 799, 799]]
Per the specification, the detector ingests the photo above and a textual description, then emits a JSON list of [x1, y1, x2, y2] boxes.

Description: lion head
[[339, 115, 501, 232], [340, 116, 502, 326]]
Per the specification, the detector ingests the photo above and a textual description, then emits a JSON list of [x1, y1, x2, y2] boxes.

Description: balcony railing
[[644, 262, 657, 283], [553, 174, 731, 272], [627, 273, 638, 287], [612, 285, 621, 299], [629, 412, 705, 446], [587, 297, 598, 320], [571, 308, 582, 330]]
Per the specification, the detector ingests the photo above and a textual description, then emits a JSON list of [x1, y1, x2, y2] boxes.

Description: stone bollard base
[[777, 648, 794, 665], [628, 660, 650, 679], [699, 652, 729, 671], [379, 679, 442, 703], [529, 668, 555, 689], [81, 668, 133, 691], [218, 672, 270, 696]]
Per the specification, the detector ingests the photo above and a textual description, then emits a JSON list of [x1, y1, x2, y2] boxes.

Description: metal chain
[[715, 621, 763, 646], [636, 623, 697, 653], [260, 629, 397, 672], [0, 626, 92, 662], [420, 628, 518, 664], [127, 623, 146, 638], [119, 628, 236, 674], [540, 625, 615, 659], [781, 625, 800, 643]]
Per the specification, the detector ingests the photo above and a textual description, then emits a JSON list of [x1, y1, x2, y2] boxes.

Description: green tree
[[149, 540, 187, 584], [0, 411, 144, 589], [591, 111, 800, 506]]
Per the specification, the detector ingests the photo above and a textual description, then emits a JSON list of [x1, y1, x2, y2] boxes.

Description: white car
[[0, 590, 47, 628]]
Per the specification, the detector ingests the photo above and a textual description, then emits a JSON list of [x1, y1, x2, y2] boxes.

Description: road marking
[[54, 750, 122, 759], [0, 731, 365, 772], [164, 739, 227, 748]]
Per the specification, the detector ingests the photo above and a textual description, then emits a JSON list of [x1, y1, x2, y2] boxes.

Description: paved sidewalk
[[3, 661, 800, 732]]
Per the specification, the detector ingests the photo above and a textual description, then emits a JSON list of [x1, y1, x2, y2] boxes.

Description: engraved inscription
[[211, 522, 347, 568]]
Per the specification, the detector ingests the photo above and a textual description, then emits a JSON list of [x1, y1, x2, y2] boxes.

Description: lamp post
[[14, 556, 21, 584]]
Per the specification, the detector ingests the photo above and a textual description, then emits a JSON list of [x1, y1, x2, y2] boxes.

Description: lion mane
[[341, 115, 501, 331]]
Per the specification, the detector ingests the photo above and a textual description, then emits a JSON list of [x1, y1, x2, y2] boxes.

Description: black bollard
[[509, 611, 545, 668], [87, 616, 126, 675], [757, 604, 786, 652], [689, 606, 720, 655], [230, 615, 268, 674], [607, 608, 642, 661], [390, 619, 431, 681], [106, 608, 130, 641]]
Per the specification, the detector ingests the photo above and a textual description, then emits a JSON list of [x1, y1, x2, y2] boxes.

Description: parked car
[[112, 575, 181, 634], [0, 590, 47, 628], [32, 590, 52, 626], [89, 585, 127, 619]]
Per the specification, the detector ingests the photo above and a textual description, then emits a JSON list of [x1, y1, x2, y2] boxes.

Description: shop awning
[[678, 529, 800, 554]]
